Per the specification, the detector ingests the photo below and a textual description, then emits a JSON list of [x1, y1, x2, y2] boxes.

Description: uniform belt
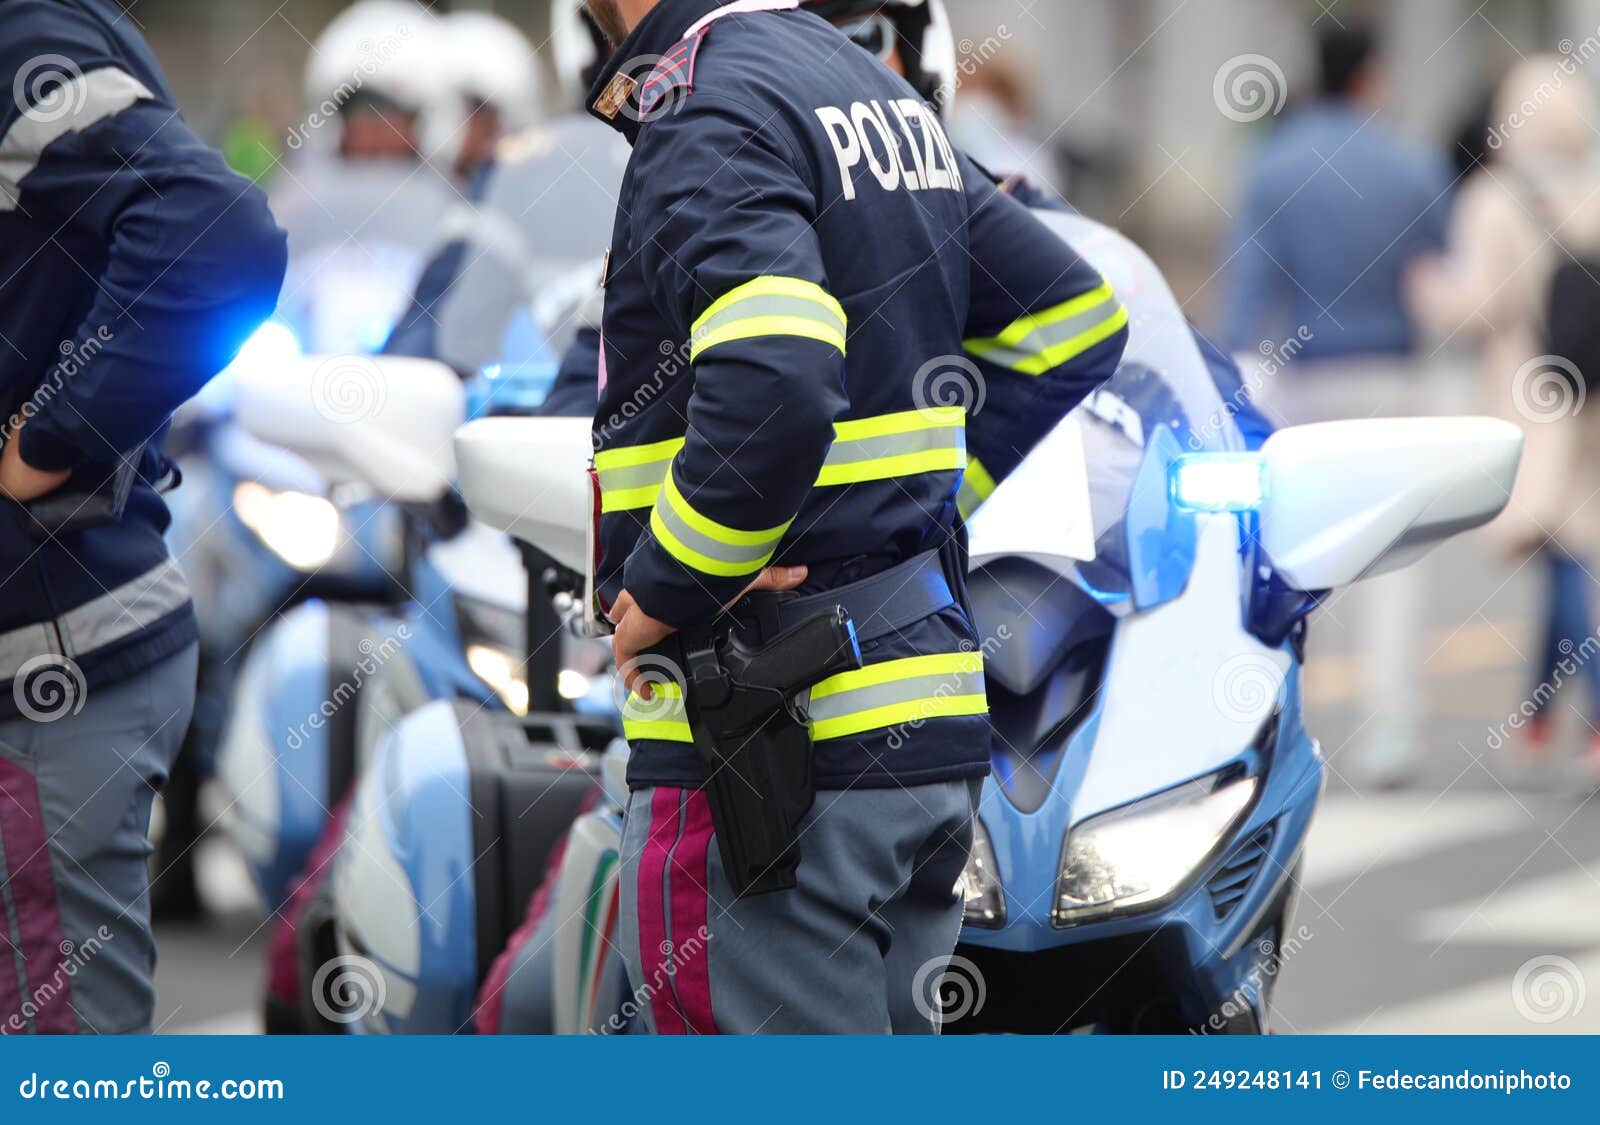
[[744, 551, 954, 645]]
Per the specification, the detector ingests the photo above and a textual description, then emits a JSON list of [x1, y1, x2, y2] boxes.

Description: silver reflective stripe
[[651, 493, 779, 569], [0, 558, 191, 679], [807, 668, 986, 727], [823, 426, 964, 467], [1, 67, 156, 212], [599, 460, 677, 494], [690, 294, 847, 349], [970, 298, 1124, 372]]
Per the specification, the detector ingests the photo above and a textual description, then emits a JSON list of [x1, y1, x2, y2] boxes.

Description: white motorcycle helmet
[[439, 10, 543, 130], [304, 0, 445, 119], [805, 0, 957, 109], [423, 10, 542, 171], [549, 2, 613, 110]]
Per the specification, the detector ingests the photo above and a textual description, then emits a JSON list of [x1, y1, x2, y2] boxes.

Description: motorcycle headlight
[[232, 481, 340, 570], [1053, 771, 1255, 927], [959, 818, 1005, 928], [455, 594, 528, 716], [466, 644, 530, 716]]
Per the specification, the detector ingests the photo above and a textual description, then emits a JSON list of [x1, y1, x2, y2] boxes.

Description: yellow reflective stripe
[[981, 282, 1116, 349], [833, 406, 962, 442], [623, 719, 695, 742], [693, 276, 847, 333], [814, 447, 965, 487], [965, 281, 1127, 376], [957, 456, 998, 520], [810, 694, 990, 743], [692, 315, 847, 361], [596, 437, 685, 514], [596, 409, 966, 513], [689, 277, 848, 361], [650, 472, 791, 578], [1010, 303, 1129, 377], [809, 652, 988, 741], [811, 652, 983, 701], [594, 436, 684, 472], [603, 485, 665, 514], [622, 682, 694, 744]]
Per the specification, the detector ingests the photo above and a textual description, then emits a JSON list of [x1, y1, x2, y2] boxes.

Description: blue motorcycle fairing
[[961, 653, 1323, 1028], [342, 700, 481, 1035]]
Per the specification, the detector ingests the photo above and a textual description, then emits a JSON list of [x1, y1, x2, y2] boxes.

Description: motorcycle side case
[[332, 699, 607, 1034], [214, 600, 400, 909]]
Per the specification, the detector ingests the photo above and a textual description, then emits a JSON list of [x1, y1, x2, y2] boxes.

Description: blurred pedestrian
[[1407, 56, 1600, 777], [1221, 23, 1453, 787]]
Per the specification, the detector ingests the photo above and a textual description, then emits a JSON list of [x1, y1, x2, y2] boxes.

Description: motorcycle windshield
[[269, 158, 455, 354], [411, 116, 630, 395], [966, 210, 1249, 613]]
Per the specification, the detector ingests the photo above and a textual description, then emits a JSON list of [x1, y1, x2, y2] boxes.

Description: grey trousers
[[618, 778, 979, 1034], [0, 644, 197, 1035]]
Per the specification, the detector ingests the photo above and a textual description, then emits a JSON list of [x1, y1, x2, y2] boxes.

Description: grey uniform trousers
[[0, 644, 197, 1034], [618, 778, 980, 1034]]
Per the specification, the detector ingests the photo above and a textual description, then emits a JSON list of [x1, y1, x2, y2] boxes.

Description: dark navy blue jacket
[[590, 0, 1127, 788], [0, 0, 286, 714]]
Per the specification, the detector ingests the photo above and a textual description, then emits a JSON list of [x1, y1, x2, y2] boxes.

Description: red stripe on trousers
[[636, 788, 687, 1034], [667, 790, 717, 1034], [0, 758, 76, 1033]]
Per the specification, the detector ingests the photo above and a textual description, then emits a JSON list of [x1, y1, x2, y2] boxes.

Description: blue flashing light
[[1170, 453, 1266, 513]]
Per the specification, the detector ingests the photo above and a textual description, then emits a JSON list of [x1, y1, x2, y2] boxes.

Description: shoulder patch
[[637, 29, 708, 122]]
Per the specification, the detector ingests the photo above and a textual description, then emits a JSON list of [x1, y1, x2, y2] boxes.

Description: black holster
[[675, 606, 862, 899]]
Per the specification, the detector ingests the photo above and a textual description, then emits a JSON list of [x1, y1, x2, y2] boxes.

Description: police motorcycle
[[944, 210, 1518, 1033], [426, 207, 1522, 1036], [161, 1, 553, 920], [292, 411, 620, 1035], [214, 340, 617, 1030]]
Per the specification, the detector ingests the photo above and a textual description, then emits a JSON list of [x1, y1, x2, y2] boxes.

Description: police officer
[[0, 0, 286, 1033], [588, 0, 1127, 1033]]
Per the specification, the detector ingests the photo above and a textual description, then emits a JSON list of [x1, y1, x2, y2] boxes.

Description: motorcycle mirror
[[453, 416, 595, 574], [1258, 416, 1523, 591], [234, 353, 465, 503]]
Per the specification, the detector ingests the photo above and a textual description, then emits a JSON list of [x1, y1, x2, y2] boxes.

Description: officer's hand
[[610, 565, 809, 699], [0, 424, 71, 503]]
